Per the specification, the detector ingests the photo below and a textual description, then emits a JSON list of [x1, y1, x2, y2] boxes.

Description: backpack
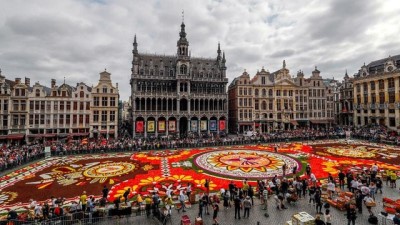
[[368, 215, 378, 224]]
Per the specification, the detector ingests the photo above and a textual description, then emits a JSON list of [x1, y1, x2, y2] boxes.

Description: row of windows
[[356, 77, 400, 93], [11, 114, 91, 126], [92, 111, 116, 122], [357, 92, 400, 104], [93, 97, 117, 107]]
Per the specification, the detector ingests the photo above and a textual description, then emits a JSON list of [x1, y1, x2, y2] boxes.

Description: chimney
[[25, 77, 30, 87], [51, 79, 56, 88], [15, 78, 21, 84]]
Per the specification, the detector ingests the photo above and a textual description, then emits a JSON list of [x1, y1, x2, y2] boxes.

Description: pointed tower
[[133, 34, 138, 55], [217, 42, 222, 62], [177, 21, 189, 58]]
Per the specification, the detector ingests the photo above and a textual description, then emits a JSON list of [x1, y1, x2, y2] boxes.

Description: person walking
[[338, 170, 346, 189], [177, 191, 186, 213], [315, 214, 326, 225], [212, 203, 219, 225], [223, 192, 229, 209], [243, 196, 252, 218], [282, 163, 287, 177], [186, 183, 192, 200], [198, 197, 204, 218], [248, 185, 254, 205], [234, 195, 241, 219]]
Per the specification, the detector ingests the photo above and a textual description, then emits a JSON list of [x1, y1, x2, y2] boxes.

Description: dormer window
[[62, 91, 66, 97], [103, 86, 107, 93], [35, 89, 40, 97], [180, 65, 187, 74]]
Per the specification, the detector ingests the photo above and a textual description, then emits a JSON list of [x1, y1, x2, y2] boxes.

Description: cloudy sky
[[1, 0, 399, 100]]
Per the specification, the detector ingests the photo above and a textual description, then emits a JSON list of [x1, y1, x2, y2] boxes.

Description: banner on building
[[191, 120, 198, 132], [158, 120, 166, 132], [209, 120, 217, 131], [168, 120, 176, 132], [200, 120, 207, 131], [147, 121, 155, 133], [219, 120, 226, 131], [136, 121, 144, 133]]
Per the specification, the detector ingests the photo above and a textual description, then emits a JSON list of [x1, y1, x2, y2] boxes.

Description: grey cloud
[[270, 49, 295, 58]]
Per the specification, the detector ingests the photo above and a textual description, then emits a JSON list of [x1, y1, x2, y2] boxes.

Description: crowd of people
[[1, 125, 399, 174]]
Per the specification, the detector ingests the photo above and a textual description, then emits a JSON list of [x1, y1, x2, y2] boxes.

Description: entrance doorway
[[179, 117, 188, 138]]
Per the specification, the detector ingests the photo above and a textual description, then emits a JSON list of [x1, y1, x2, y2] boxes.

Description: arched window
[[180, 65, 187, 74], [103, 86, 107, 93], [35, 89, 40, 97], [262, 89, 266, 96], [170, 70, 174, 76], [255, 89, 259, 96], [261, 101, 267, 110], [80, 91, 84, 98], [268, 89, 273, 96]]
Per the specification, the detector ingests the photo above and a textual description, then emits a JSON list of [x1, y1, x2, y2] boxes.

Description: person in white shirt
[[363, 194, 375, 216], [29, 199, 37, 209], [324, 209, 332, 225], [34, 204, 42, 218], [327, 181, 335, 199], [351, 179, 358, 193], [310, 173, 317, 186]]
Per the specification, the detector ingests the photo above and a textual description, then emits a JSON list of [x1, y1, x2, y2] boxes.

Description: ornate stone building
[[90, 70, 119, 139], [228, 61, 335, 133], [27, 79, 92, 143], [353, 55, 400, 130], [130, 21, 228, 138], [337, 71, 354, 126]]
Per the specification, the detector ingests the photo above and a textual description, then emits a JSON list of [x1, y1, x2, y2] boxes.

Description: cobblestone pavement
[[105, 181, 399, 225]]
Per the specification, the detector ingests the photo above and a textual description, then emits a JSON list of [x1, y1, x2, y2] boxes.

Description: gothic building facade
[[130, 21, 228, 138]]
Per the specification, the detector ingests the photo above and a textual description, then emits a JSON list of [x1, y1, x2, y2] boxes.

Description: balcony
[[370, 103, 376, 110]]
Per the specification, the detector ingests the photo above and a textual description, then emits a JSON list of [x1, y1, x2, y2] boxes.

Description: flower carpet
[[1, 140, 399, 214]]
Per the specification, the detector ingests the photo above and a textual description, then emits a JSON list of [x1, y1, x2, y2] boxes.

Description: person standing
[[314, 214, 326, 225], [338, 170, 346, 189], [234, 195, 241, 219], [80, 191, 87, 212], [198, 196, 204, 218], [282, 163, 287, 177], [102, 185, 109, 200], [315, 189, 323, 214], [212, 203, 219, 225], [186, 183, 192, 200], [346, 204, 357, 225], [223, 192, 229, 209], [324, 209, 332, 225], [123, 188, 130, 204], [248, 185, 254, 205], [205, 179, 210, 195], [243, 196, 252, 218], [262, 186, 268, 211]]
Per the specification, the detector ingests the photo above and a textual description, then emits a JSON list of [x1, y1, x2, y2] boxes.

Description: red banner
[[219, 120, 226, 131], [136, 121, 144, 133]]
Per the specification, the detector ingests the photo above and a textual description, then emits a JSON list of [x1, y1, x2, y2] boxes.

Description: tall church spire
[[133, 34, 138, 55], [217, 42, 221, 61]]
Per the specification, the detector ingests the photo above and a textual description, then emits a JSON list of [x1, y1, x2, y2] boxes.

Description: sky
[[0, 0, 399, 101]]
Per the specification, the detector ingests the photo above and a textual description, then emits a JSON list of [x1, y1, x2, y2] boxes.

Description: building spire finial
[[182, 10, 184, 23], [283, 60, 286, 69], [133, 34, 138, 54]]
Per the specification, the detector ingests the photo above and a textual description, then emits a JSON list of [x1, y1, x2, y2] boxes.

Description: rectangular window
[[93, 110, 99, 122], [40, 115, 45, 125], [59, 115, 64, 125], [80, 102, 84, 110], [110, 111, 115, 122], [101, 111, 107, 122], [73, 115, 77, 124], [60, 101, 64, 110], [29, 115, 34, 125], [13, 100, 19, 111], [86, 102, 90, 110], [79, 115, 83, 124], [67, 101, 71, 110], [85, 115, 89, 124], [73, 102, 77, 110], [66, 115, 70, 124], [102, 97, 108, 106], [110, 97, 116, 107], [389, 117, 396, 127], [53, 101, 58, 110]]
